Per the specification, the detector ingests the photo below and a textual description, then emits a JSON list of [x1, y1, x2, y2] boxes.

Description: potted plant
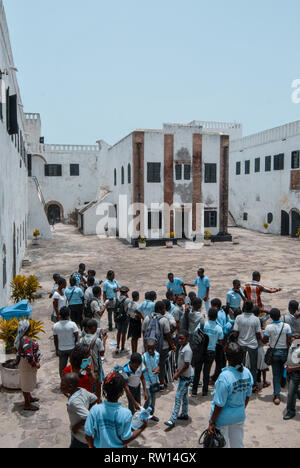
[[32, 229, 41, 245], [0, 318, 45, 389], [166, 232, 175, 248], [138, 236, 147, 249], [204, 230, 212, 246], [11, 275, 41, 304], [296, 228, 300, 240], [264, 223, 269, 233]]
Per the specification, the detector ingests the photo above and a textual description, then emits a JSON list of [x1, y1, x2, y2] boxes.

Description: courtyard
[[0, 224, 300, 449]]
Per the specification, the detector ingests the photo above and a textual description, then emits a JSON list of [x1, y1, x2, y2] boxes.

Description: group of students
[[47, 264, 300, 448]]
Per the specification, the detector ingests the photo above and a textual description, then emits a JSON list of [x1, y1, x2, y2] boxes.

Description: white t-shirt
[[53, 320, 79, 351], [264, 322, 292, 349], [53, 291, 67, 312]]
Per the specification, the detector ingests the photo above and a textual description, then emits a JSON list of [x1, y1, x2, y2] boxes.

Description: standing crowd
[[13, 264, 300, 449]]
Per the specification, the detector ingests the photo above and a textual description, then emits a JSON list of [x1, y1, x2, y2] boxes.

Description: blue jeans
[[271, 349, 288, 399], [170, 377, 192, 423], [287, 370, 300, 415]]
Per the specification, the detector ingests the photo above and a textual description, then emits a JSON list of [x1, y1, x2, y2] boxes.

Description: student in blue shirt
[[208, 342, 253, 449], [103, 271, 120, 331], [143, 339, 160, 422], [65, 276, 84, 329], [167, 273, 187, 296], [210, 298, 233, 384], [226, 280, 246, 318], [192, 308, 224, 397], [186, 268, 210, 314], [137, 291, 156, 319], [85, 371, 147, 448]]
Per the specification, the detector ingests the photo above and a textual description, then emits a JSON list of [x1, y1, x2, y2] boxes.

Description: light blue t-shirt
[[103, 280, 120, 300], [142, 351, 160, 387], [64, 286, 84, 306], [226, 289, 245, 309], [137, 300, 155, 319], [211, 366, 253, 427], [166, 278, 184, 295], [200, 320, 224, 351], [84, 401, 133, 448], [194, 276, 210, 300], [217, 309, 233, 335]]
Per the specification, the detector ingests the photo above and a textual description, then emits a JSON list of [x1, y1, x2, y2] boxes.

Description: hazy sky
[[4, 0, 300, 145]]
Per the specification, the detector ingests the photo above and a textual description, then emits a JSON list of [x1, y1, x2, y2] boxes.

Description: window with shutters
[[265, 156, 271, 172], [205, 164, 217, 183], [45, 164, 62, 177], [7, 93, 18, 135], [70, 164, 80, 176], [128, 164, 131, 184], [121, 166, 125, 185], [204, 211, 217, 228], [245, 160, 250, 175], [243, 213, 248, 221], [291, 151, 300, 169], [147, 163, 161, 183], [236, 162, 241, 175], [274, 153, 284, 171], [184, 164, 191, 181], [255, 158, 260, 173], [175, 164, 182, 181]]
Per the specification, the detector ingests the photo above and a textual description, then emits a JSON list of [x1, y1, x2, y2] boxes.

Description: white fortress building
[[79, 121, 241, 244], [229, 121, 300, 237]]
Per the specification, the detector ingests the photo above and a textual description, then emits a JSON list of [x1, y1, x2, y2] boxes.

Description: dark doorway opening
[[291, 210, 300, 238], [281, 210, 289, 236], [47, 204, 61, 225]]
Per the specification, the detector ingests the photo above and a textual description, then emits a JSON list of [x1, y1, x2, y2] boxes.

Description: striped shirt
[[244, 281, 279, 309]]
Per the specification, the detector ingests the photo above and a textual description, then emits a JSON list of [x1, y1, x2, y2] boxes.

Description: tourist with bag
[[263, 308, 292, 405]]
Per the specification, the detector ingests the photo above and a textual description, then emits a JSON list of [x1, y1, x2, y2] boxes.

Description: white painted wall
[[27, 179, 52, 240], [229, 121, 300, 235], [0, 0, 28, 307]]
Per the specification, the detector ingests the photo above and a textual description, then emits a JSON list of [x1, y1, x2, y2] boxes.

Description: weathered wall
[[0, 0, 28, 307], [229, 121, 300, 235]]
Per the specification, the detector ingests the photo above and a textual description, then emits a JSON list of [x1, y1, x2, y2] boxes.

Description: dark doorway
[[47, 204, 61, 225], [281, 210, 289, 236], [291, 210, 300, 238]]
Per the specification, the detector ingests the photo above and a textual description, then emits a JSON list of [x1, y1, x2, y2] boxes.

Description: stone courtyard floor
[[1, 224, 300, 448]]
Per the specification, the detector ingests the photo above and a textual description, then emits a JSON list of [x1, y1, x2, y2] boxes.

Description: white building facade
[[229, 121, 300, 237], [80, 122, 235, 244]]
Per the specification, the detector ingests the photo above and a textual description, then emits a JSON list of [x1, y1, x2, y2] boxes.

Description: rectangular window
[[147, 162, 161, 183], [245, 160, 250, 175], [27, 154, 32, 177], [265, 156, 271, 172], [255, 158, 260, 173], [175, 164, 182, 181], [70, 164, 80, 176], [148, 211, 162, 230], [274, 153, 284, 171], [205, 164, 217, 183], [7, 94, 18, 135], [184, 164, 191, 180], [45, 164, 62, 177], [204, 211, 217, 228], [236, 162, 241, 175], [291, 151, 300, 169]]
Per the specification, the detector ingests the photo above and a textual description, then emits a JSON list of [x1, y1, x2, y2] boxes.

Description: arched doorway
[[291, 209, 300, 238], [46, 203, 63, 225], [45, 201, 64, 225], [281, 210, 289, 236]]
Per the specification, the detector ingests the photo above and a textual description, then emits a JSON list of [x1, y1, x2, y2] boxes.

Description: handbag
[[199, 428, 226, 449], [264, 322, 285, 366]]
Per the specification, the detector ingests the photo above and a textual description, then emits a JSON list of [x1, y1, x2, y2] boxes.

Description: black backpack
[[84, 298, 98, 319], [115, 297, 128, 322], [189, 328, 209, 356]]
